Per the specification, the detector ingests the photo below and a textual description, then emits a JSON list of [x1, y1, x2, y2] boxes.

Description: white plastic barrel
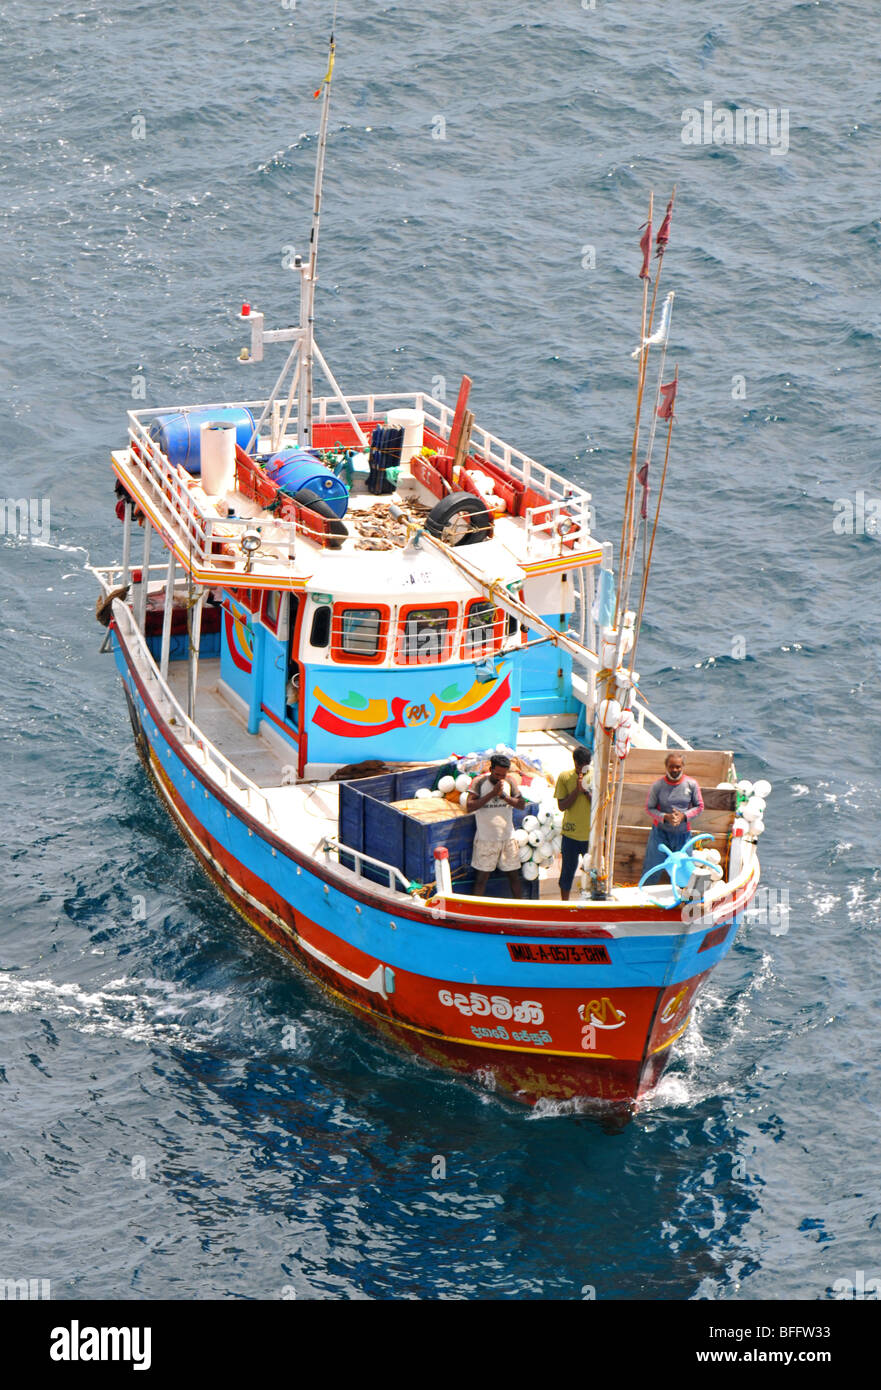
[[386, 408, 425, 470], [200, 420, 237, 496]]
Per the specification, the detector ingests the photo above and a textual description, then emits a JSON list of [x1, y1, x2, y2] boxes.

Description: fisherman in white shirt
[[466, 754, 526, 898]]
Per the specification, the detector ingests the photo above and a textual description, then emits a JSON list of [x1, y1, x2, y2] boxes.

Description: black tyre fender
[[423, 492, 493, 546], [291, 488, 348, 550]]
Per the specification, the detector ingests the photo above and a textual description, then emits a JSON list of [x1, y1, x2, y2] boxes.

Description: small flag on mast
[[314, 37, 336, 97], [657, 379, 678, 420], [638, 219, 653, 279], [636, 461, 650, 520], [655, 196, 674, 256]]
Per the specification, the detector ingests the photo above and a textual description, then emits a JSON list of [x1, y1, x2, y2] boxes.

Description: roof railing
[[130, 391, 592, 517]]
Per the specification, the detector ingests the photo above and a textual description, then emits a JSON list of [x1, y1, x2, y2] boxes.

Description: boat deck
[[164, 657, 589, 893]]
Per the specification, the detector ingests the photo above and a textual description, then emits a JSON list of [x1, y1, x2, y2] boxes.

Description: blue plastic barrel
[[266, 450, 350, 518], [148, 407, 257, 475]]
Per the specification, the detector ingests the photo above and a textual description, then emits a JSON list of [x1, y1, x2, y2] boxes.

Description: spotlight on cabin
[[240, 528, 262, 572]]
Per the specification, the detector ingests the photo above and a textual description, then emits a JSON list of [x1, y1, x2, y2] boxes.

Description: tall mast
[[298, 16, 336, 446]]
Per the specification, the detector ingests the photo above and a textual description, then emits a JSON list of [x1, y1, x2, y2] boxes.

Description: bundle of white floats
[[733, 778, 773, 839]]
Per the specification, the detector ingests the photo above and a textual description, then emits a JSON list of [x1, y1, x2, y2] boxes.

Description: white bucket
[[386, 408, 425, 470], [200, 420, 237, 496]]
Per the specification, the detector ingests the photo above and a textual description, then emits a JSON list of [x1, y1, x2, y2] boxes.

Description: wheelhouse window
[[462, 599, 501, 658], [310, 604, 332, 649], [331, 603, 389, 665], [396, 604, 455, 666], [262, 589, 283, 633]]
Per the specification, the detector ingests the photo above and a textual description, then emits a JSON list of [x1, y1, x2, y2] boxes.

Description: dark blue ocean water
[[1, 0, 879, 1301]]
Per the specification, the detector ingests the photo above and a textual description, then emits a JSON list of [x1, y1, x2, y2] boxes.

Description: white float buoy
[[522, 860, 539, 881], [527, 829, 543, 847], [753, 779, 772, 799], [522, 814, 539, 832], [415, 787, 432, 799], [598, 698, 622, 729], [514, 827, 529, 846], [455, 773, 471, 792], [437, 775, 456, 794]]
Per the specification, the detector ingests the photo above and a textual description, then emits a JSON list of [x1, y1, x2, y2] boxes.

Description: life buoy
[[424, 492, 493, 547]]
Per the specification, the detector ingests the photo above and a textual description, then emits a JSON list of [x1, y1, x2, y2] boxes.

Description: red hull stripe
[[117, 630, 755, 940]]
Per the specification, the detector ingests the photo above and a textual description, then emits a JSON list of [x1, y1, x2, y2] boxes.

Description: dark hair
[[489, 754, 511, 769], [573, 745, 592, 767]]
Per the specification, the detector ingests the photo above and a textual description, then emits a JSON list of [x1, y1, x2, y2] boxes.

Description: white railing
[[524, 494, 594, 554], [135, 389, 592, 518], [630, 698, 691, 750], [112, 597, 279, 827], [320, 835, 417, 896]]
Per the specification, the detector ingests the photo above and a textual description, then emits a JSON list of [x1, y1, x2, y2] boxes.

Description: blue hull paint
[[112, 637, 744, 995]]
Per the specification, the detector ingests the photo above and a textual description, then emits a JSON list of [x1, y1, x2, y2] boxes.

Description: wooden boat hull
[[113, 624, 757, 1111]]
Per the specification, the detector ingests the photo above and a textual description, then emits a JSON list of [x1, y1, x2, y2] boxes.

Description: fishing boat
[[90, 29, 768, 1113]]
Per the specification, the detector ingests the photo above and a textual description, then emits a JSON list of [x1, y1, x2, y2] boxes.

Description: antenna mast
[[297, 15, 336, 446]]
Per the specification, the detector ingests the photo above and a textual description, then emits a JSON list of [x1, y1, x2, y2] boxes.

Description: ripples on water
[[1, 0, 879, 1299]]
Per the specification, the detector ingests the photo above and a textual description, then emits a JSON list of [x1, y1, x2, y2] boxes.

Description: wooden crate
[[611, 749, 737, 884], [620, 748, 735, 786]]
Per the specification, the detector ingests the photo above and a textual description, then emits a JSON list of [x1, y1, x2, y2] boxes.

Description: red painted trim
[[439, 673, 511, 728], [313, 695, 409, 739], [259, 703, 299, 742], [223, 609, 253, 674], [291, 591, 308, 777]]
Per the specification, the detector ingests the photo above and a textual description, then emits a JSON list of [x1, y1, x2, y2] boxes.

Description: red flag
[[636, 461, 650, 519], [656, 197, 673, 256], [638, 220, 652, 279], [657, 379, 678, 420]]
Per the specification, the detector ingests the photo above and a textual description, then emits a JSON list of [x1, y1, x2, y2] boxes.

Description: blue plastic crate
[[338, 781, 364, 854], [337, 766, 543, 898]]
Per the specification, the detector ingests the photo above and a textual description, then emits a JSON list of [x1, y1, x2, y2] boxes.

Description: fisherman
[[642, 752, 704, 881], [554, 746, 593, 901], [467, 754, 525, 898]]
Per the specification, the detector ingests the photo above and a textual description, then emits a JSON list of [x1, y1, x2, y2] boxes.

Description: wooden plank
[[619, 784, 735, 814], [391, 796, 466, 821], [622, 808, 734, 834], [452, 409, 474, 473], [623, 748, 734, 784]]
